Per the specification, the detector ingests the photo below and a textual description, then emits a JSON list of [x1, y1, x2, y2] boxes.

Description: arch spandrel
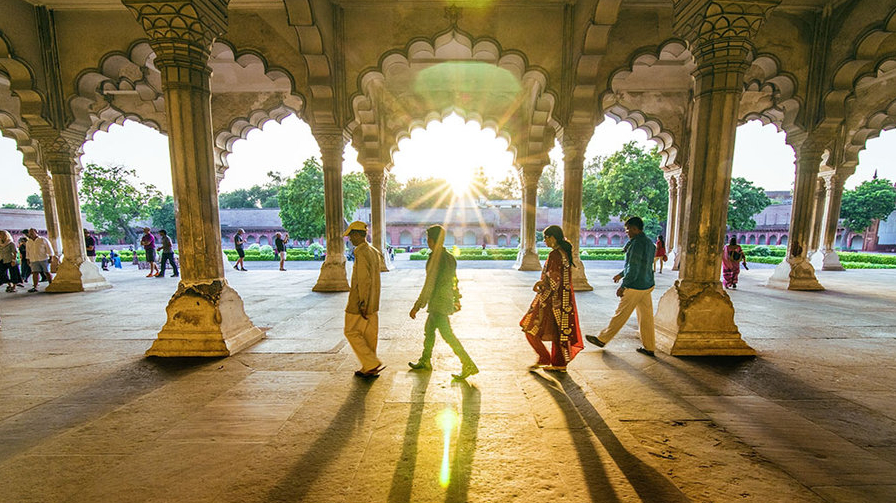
[[739, 54, 804, 141], [0, 32, 48, 130]]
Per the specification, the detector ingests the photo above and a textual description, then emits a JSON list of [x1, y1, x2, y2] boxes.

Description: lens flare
[[437, 408, 459, 488]]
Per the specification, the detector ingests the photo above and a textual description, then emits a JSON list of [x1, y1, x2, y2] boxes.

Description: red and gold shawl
[[520, 249, 584, 363]]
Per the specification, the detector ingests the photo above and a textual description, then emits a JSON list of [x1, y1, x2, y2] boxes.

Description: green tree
[[727, 177, 773, 231], [2, 203, 24, 209], [79, 163, 162, 243], [395, 177, 453, 208], [582, 142, 667, 237], [278, 158, 369, 240], [840, 177, 896, 239], [218, 172, 282, 208], [537, 162, 563, 208], [491, 174, 521, 199], [150, 195, 177, 240], [26, 193, 43, 210]]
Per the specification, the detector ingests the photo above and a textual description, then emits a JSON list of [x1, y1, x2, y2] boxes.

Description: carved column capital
[[123, 0, 228, 71], [561, 128, 590, 165], [519, 165, 543, 187], [364, 170, 385, 187], [315, 132, 346, 164], [33, 129, 81, 176], [664, 170, 680, 192]]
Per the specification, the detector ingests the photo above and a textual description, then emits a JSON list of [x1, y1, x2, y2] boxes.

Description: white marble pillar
[[35, 174, 62, 255], [125, 0, 263, 356], [768, 144, 824, 290], [516, 166, 543, 271], [663, 170, 680, 268], [810, 171, 846, 271], [561, 130, 592, 291], [808, 177, 826, 253], [364, 168, 392, 271], [671, 169, 687, 271], [33, 133, 110, 293], [313, 132, 350, 291], [655, 2, 775, 355]]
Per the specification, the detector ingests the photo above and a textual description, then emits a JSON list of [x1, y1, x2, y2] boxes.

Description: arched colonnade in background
[[1, 0, 895, 358]]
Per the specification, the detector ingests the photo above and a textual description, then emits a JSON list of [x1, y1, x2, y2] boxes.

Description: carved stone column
[[655, 0, 778, 355], [561, 130, 592, 290], [516, 165, 543, 271], [663, 170, 680, 268], [672, 168, 687, 271], [808, 177, 826, 253], [34, 174, 62, 255], [768, 143, 824, 290], [33, 132, 110, 292], [125, 0, 263, 356], [364, 168, 392, 271], [313, 132, 350, 291], [810, 171, 846, 271]]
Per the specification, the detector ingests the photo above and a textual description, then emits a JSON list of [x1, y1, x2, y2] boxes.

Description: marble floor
[[0, 262, 894, 502]]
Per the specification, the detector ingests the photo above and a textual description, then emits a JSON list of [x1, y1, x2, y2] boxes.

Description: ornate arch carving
[[843, 93, 896, 169], [283, 0, 337, 128], [0, 32, 47, 129], [740, 53, 803, 140]]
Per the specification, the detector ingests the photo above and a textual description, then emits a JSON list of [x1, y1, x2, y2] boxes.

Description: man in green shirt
[[586, 216, 657, 356], [409, 225, 479, 380]]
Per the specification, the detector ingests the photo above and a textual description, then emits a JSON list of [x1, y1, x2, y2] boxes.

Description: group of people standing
[[0, 228, 55, 293], [341, 216, 660, 380], [138, 227, 179, 278], [231, 229, 290, 272]]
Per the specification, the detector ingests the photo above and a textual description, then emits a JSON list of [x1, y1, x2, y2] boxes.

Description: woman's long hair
[[729, 236, 737, 246], [544, 225, 575, 267], [657, 235, 665, 248]]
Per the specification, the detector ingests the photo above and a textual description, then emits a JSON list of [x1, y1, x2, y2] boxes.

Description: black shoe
[[171, 274, 179, 277], [240, 267, 248, 271], [408, 360, 432, 371], [233, 264, 239, 270], [636, 347, 655, 357], [585, 335, 606, 348]]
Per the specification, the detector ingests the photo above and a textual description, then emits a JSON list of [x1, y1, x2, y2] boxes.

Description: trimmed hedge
[[836, 252, 896, 265]]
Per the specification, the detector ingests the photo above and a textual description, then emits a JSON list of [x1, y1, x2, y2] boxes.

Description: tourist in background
[[722, 236, 747, 289], [25, 228, 54, 292], [520, 225, 584, 371], [654, 235, 667, 274], [233, 229, 247, 271], [140, 227, 159, 278], [275, 232, 287, 271], [0, 230, 23, 292], [586, 216, 657, 357], [17, 236, 30, 280], [84, 229, 96, 262], [343, 221, 385, 377], [156, 229, 179, 278], [409, 225, 479, 380]]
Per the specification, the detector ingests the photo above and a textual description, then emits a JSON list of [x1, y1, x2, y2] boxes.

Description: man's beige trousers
[[344, 312, 381, 372], [596, 286, 656, 351]]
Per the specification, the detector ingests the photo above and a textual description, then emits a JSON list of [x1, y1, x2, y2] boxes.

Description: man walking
[[156, 229, 179, 277], [25, 228, 54, 292], [140, 227, 159, 278], [586, 216, 657, 356], [409, 225, 479, 380], [343, 221, 385, 377]]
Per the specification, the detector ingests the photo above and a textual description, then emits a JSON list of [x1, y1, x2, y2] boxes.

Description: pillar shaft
[[808, 178, 826, 252], [33, 133, 110, 293], [561, 131, 592, 290], [768, 146, 824, 290], [313, 133, 350, 291], [654, 17, 767, 354], [365, 169, 391, 271], [516, 167, 542, 271], [811, 172, 846, 271], [672, 169, 687, 271], [125, 0, 263, 356], [37, 176, 62, 255], [664, 171, 680, 267]]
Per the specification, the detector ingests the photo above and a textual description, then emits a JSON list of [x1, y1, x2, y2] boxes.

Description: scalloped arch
[[349, 29, 557, 168], [0, 32, 47, 130], [740, 54, 803, 140], [843, 95, 896, 169], [603, 105, 678, 169], [213, 104, 302, 175]]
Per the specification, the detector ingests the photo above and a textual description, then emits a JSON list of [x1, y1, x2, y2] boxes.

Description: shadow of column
[[553, 373, 691, 503], [445, 380, 480, 503], [266, 377, 375, 502], [388, 371, 432, 503]]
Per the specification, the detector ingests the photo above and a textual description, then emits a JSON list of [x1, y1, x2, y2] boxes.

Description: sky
[[1, 114, 894, 205]]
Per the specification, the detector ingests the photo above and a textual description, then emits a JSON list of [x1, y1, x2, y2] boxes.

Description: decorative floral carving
[[673, 0, 779, 49], [123, 1, 227, 49]]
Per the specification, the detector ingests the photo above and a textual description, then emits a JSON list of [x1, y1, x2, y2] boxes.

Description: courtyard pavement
[[0, 261, 894, 502]]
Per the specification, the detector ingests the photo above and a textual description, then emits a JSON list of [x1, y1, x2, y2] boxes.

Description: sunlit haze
[[1, 115, 895, 206]]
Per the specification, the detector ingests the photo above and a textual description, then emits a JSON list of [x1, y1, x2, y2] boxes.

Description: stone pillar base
[[313, 259, 350, 292], [767, 257, 824, 290], [46, 260, 111, 293], [667, 249, 680, 271], [655, 280, 756, 356], [571, 257, 592, 291], [147, 279, 263, 357], [810, 249, 844, 271], [516, 250, 541, 271], [380, 258, 393, 272]]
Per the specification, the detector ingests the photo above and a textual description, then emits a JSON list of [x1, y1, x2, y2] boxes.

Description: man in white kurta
[[344, 221, 385, 377]]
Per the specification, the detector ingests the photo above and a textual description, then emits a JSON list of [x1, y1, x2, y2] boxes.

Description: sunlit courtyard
[[1, 263, 894, 503]]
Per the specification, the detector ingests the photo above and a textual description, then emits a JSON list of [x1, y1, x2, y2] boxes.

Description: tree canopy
[[385, 171, 523, 207], [219, 173, 281, 208], [840, 177, 896, 235], [79, 163, 162, 243], [278, 158, 369, 240], [727, 177, 773, 231], [537, 162, 563, 208], [26, 193, 43, 210], [150, 195, 177, 240], [582, 142, 667, 237]]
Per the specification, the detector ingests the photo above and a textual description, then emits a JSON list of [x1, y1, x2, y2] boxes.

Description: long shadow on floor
[[445, 380, 481, 503], [388, 371, 433, 503], [533, 371, 691, 503], [266, 377, 375, 502], [0, 357, 215, 461]]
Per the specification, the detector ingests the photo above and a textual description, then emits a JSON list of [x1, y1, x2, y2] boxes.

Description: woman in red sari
[[520, 225, 585, 371], [722, 236, 747, 289]]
